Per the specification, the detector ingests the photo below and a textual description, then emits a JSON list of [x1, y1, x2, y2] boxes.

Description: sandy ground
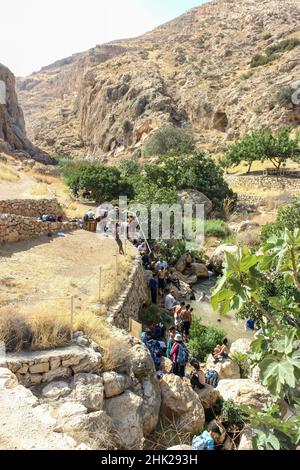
[[0, 231, 124, 319], [0, 170, 38, 200]]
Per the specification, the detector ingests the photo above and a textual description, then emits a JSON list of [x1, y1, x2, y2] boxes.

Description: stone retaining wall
[[107, 252, 151, 330], [0, 198, 65, 218], [0, 213, 79, 243], [0, 343, 102, 387], [226, 174, 300, 191]]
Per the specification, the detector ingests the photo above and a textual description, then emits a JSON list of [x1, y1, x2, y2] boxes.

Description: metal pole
[[70, 296, 74, 341], [99, 267, 102, 302]]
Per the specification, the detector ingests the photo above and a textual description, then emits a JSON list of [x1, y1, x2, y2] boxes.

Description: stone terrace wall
[[0, 214, 79, 243], [108, 252, 151, 330], [0, 198, 65, 218], [0, 344, 102, 387], [225, 174, 300, 191]]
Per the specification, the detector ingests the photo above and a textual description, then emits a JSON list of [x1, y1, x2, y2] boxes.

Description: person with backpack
[[190, 358, 206, 390], [170, 334, 188, 378], [192, 423, 223, 450], [143, 329, 163, 370]]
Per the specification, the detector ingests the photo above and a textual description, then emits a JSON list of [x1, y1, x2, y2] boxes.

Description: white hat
[[174, 334, 183, 342]]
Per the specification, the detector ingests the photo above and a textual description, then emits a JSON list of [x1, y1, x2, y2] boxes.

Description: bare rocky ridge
[[17, 0, 300, 161], [0, 64, 53, 164]]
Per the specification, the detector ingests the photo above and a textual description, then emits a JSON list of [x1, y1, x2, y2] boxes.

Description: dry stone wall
[[107, 253, 151, 330], [0, 214, 79, 243], [226, 175, 300, 192], [0, 198, 64, 218], [0, 198, 79, 243]]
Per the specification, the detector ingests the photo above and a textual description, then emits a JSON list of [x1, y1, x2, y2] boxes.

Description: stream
[[191, 275, 254, 342]]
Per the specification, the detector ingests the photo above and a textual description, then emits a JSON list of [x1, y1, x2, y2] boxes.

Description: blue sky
[[0, 0, 207, 77]]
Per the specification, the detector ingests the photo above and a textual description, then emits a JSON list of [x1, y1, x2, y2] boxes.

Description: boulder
[[56, 402, 88, 420], [42, 381, 72, 400], [0, 368, 18, 389], [237, 221, 260, 233], [206, 355, 240, 380], [217, 379, 271, 410], [160, 357, 173, 374], [129, 344, 156, 378], [102, 372, 126, 398], [140, 376, 161, 435], [72, 373, 104, 411], [230, 339, 252, 356], [238, 426, 253, 450], [209, 244, 239, 274], [178, 190, 213, 217], [194, 384, 220, 409], [105, 391, 144, 449], [160, 375, 205, 434], [61, 410, 113, 435], [190, 263, 209, 278]]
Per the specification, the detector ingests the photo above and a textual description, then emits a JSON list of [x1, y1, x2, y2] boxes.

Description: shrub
[[189, 319, 225, 361], [221, 399, 245, 427], [277, 86, 293, 106], [266, 38, 300, 55], [235, 229, 261, 247], [154, 240, 204, 266], [231, 352, 250, 379], [250, 53, 275, 68], [263, 33, 272, 40], [142, 124, 195, 157], [241, 71, 254, 80], [204, 219, 231, 239], [261, 197, 300, 242], [123, 119, 133, 134], [139, 304, 172, 326]]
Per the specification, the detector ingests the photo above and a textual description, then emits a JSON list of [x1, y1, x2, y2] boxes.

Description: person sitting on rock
[[213, 338, 230, 362], [190, 358, 206, 390]]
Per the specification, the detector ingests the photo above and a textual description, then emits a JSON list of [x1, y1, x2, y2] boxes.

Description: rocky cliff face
[[0, 64, 53, 164], [17, 0, 300, 161]]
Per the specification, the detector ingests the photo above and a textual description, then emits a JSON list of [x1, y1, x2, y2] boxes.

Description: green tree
[[223, 128, 300, 173], [142, 124, 195, 157]]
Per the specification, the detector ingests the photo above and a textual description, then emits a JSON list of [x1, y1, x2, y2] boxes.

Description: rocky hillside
[[0, 64, 53, 164], [17, 0, 300, 161]]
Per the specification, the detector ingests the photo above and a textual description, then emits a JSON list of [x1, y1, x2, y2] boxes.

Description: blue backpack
[[205, 370, 219, 388], [176, 344, 189, 366]]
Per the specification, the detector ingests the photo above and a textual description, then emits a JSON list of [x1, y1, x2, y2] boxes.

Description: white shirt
[[165, 294, 176, 311]]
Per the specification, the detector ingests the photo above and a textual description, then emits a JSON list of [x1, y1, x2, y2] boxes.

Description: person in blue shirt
[[149, 274, 158, 304], [192, 424, 222, 450], [245, 319, 255, 331]]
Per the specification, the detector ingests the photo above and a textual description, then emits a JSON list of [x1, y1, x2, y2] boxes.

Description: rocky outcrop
[[194, 384, 221, 409], [17, 0, 300, 160], [217, 379, 271, 410], [177, 190, 213, 217], [230, 339, 252, 356], [160, 375, 205, 434], [206, 355, 241, 380], [209, 244, 239, 274], [0, 64, 53, 164]]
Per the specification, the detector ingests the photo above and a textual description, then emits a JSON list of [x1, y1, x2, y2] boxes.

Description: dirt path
[[0, 385, 75, 450], [0, 230, 131, 319]]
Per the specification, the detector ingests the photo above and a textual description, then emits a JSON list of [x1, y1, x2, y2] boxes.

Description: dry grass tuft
[[0, 162, 20, 183], [144, 417, 192, 450], [236, 229, 261, 247], [29, 184, 50, 197]]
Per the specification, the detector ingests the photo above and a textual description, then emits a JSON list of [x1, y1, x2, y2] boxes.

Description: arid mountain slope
[[17, 0, 300, 161], [0, 64, 53, 163]]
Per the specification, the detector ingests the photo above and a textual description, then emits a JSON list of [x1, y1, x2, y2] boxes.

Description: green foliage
[[204, 219, 231, 239], [261, 197, 300, 242], [231, 352, 250, 379], [63, 162, 134, 203], [266, 38, 300, 55], [223, 127, 300, 172], [139, 304, 171, 326], [211, 227, 300, 449], [142, 124, 195, 157], [154, 240, 204, 266], [250, 53, 275, 68], [119, 159, 141, 178], [189, 319, 225, 362], [144, 152, 233, 208], [277, 86, 293, 107], [241, 403, 300, 450], [250, 38, 300, 69], [221, 399, 245, 427], [133, 183, 178, 209]]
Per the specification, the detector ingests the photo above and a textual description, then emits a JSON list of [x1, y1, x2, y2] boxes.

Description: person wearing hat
[[170, 333, 188, 378]]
